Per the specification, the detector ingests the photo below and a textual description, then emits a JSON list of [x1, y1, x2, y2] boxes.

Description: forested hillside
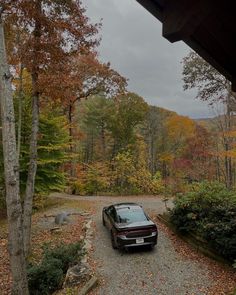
[[1, 90, 232, 209]]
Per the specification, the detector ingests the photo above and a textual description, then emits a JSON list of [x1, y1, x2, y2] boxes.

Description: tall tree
[[4, 0, 100, 256], [107, 92, 148, 154], [52, 53, 127, 154], [0, 7, 29, 294], [79, 95, 114, 162], [141, 106, 174, 175], [182, 51, 235, 188]]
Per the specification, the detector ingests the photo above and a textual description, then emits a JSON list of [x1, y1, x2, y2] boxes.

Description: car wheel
[[148, 244, 154, 251], [111, 231, 117, 249]]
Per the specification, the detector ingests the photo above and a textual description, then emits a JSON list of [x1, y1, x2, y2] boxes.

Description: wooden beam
[[162, 0, 213, 43]]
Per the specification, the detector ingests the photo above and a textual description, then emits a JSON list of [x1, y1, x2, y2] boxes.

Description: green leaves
[[19, 104, 70, 195], [170, 181, 236, 261]]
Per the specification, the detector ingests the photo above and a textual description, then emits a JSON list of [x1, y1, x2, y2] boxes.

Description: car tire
[[111, 231, 117, 249], [148, 244, 154, 251]]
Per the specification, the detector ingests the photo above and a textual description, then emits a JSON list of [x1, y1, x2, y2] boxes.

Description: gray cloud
[[82, 0, 211, 119]]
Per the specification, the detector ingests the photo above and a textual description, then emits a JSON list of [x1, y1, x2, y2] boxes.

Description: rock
[[81, 256, 88, 264], [83, 240, 92, 252], [85, 220, 92, 229], [63, 263, 91, 288], [86, 229, 93, 238], [78, 276, 98, 295], [50, 227, 63, 234], [80, 212, 90, 217], [55, 212, 70, 225]]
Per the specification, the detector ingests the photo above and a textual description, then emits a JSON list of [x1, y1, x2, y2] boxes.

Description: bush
[[71, 180, 86, 195], [28, 257, 64, 295], [170, 181, 236, 261], [43, 242, 82, 273], [28, 242, 82, 295]]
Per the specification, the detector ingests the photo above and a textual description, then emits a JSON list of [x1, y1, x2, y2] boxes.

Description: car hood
[[115, 220, 155, 230]]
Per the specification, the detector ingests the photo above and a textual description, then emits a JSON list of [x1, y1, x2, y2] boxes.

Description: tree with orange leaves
[[1, 0, 101, 292]]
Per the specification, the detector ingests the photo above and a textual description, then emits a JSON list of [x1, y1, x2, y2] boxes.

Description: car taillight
[[151, 227, 158, 236], [116, 231, 127, 238]]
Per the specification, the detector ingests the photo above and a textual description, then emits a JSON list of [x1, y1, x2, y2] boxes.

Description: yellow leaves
[[13, 68, 32, 96], [166, 114, 195, 141], [214, 149, 236, 159], [222, 130, 236, 138], [159, 152, 174, 163]]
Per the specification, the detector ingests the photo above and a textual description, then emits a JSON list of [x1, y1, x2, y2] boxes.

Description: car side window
[[108, 207, 117, 222]]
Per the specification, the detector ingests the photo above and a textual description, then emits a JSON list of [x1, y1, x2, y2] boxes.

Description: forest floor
[[0, 198, 94, 295], [52, 193, 236, 295], [1, 194, 236, 295]]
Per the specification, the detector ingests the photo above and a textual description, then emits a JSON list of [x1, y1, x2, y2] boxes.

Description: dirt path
[[51, 193, 236, 295]]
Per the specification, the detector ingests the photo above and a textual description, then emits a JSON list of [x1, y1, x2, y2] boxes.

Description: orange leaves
[[5, 0, 101, 100], [166, 114, 195, 141], [159, 152, 174, 163]]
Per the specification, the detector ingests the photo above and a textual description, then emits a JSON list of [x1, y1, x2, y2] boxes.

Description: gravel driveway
[[51, 194, 235, 295]]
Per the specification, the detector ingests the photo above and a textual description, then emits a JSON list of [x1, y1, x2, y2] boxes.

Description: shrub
[[170, 181, 236, 261], [43, 242, 82, 273], [28, 242, 82, 295], [71, 180, 86, 195], [28, 257, 64, 295]]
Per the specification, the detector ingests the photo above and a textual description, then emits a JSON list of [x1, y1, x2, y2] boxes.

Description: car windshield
[[116, 207, 148, 223]]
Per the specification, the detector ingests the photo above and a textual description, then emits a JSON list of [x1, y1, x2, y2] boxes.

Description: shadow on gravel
[[119, 245, 156, 255]]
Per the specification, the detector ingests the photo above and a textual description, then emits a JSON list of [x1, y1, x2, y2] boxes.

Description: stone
[[81, 256, 88, 264], [78, 276, 98, 295], [85, 220, 92, 230], [80, 212, 90, 217], [50, 227, 62, 234], [83, 240, 92, 252], [55, 212, 70, 225], [63, 263, 91, 288]]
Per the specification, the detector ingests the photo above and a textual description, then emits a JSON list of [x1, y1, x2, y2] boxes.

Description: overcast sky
[[82, 0, 212, 119]]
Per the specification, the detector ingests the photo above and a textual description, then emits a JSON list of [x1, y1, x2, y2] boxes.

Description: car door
[[104, 206, 112, 227], [106, 206, 116, 230]]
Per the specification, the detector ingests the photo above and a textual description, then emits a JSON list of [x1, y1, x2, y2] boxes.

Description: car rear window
[[116, 207, 148, 223]]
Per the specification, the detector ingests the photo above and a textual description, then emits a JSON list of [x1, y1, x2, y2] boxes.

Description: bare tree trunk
[[23, 72, 39, 256], [101, 122, 106, 158], [17, 63, 23, 160], [68, 103, 73, 151], [0, 17, 29, 295], [225, 92, 233, 188], [23, 0, 42, 256], [68, 102, 77, 177]]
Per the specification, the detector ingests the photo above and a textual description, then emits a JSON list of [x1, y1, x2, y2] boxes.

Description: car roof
[[113, 203, 142, 210]]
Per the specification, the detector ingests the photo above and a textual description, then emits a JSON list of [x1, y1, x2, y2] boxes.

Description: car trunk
[[115, 221, 157, 238]]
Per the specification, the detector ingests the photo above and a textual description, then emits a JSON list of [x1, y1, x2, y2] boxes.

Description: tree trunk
[[68, 102, 73, 151], [225, 93, 233, 188], [17, 63, 23, 160], [23, 0, 42, 256], [0, 18, 29, 295], [23, 72, 39, 256], [68, 102, 77, 177]]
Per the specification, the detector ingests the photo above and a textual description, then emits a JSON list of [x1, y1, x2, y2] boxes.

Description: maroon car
[[102, 203, 158, 250]]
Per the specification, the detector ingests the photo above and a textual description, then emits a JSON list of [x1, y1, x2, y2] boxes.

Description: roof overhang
[[136, 0, 236, 91]]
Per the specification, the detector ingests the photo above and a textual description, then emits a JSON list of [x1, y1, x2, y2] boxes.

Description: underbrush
[[170, 181, 236, 262], [27, 242, 83, 295]]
